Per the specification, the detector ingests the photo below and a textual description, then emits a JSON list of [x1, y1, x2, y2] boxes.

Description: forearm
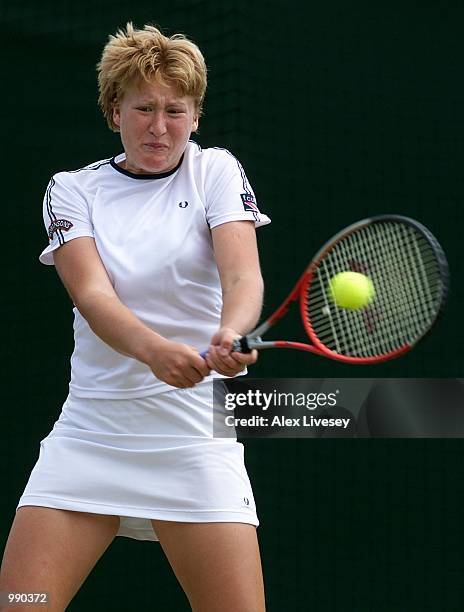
[[220, 274, 264, 335], [75, 290, 164, 364]]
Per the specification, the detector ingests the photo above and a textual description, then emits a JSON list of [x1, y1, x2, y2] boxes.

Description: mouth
[[143, 143, 168, 151]]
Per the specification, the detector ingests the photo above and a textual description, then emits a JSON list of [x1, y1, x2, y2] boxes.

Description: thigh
[[151, 520, 265, 612], [0, 506, 120, 611]]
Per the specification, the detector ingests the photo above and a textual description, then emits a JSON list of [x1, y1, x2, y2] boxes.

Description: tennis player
[[0, 23, 270, 611]]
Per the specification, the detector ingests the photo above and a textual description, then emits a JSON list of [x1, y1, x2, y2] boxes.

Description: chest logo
[[178, 201, 189, 208], [48, 218, 74, 240]]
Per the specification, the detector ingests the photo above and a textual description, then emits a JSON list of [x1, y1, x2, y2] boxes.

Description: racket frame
[[234, 215, 449, 364]]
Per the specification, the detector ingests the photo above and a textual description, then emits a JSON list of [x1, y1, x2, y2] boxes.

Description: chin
[[127, 160, 170, 175], [140, 155, 174, 174]]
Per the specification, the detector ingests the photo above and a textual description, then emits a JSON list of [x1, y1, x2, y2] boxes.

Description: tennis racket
[[227, 215, 449, 364]]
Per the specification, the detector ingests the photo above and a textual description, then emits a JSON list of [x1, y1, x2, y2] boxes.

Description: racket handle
[[232, 337, 252, 354], [200, 337, 252, 358]]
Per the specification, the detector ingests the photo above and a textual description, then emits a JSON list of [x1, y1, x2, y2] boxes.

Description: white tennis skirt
[[17, 382, 258, 541]]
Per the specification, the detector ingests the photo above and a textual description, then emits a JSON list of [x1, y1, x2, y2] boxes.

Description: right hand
[[147, 339, 211, 388]]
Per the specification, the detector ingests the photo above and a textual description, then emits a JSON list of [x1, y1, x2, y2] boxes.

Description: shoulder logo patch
[[240, 193, 258, 213], [178, 201, 189, 208], [48, 219, 73, 240]]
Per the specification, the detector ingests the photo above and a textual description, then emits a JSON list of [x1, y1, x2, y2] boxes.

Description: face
[[112, 79, 199, 175]]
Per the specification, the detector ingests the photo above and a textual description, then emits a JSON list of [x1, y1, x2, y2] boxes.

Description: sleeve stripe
[[44, 177, 65, 246], [212, 147, 268, 218], [189, 139, 202, 152], [69, 159, 112, 174], [212, 147, 253, 196]]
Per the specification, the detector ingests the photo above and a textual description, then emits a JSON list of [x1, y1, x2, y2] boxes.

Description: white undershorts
[[17, 382, 258, 541]]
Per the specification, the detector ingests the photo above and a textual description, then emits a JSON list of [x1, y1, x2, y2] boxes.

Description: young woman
[[0, 23, 270, 611]]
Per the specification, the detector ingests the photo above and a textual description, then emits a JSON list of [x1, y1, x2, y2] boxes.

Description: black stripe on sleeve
[[45, 178, 65, 246], [68, 159, 111, 174], [213, 147, 253, 196]]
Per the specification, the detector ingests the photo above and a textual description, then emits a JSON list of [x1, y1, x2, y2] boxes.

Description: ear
[[192, 115, 199, 133], [112, 104, 121, 129]]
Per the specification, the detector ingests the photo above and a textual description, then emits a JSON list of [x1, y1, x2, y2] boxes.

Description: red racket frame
[[231, 215, 448, 364], [261, 267, 408, 364]]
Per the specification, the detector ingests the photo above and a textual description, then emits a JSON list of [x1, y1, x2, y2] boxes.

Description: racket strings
[[306, 221, 445, 358]]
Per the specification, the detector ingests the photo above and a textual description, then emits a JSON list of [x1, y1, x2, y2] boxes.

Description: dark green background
[[2, 2, 464, 610]]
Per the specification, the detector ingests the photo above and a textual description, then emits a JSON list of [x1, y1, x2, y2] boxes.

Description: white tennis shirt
[[40, 141, 271, 398]]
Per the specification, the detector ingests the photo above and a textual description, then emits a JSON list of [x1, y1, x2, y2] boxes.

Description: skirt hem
[[17, 494, 259, 542]]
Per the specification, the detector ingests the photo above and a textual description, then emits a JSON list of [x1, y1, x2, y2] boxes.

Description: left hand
[[204, 327, 258, 376]]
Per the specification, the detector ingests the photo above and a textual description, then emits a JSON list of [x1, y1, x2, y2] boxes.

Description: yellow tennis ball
[[328, 272, 375, 309]]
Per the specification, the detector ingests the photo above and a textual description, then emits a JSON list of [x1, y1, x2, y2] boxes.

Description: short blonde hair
[[97, 22, 207, 131]]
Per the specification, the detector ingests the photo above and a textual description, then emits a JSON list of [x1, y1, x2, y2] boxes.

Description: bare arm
[[53, 237, 209, 387], [205, 221, 264, 375], [213, 221, 264, 334]]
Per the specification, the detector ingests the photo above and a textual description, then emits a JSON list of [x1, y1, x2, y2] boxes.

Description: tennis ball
[[328, 272, 375, 310]]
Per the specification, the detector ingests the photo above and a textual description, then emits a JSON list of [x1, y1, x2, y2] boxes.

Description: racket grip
[[232, 336, 252, 354], [201, 338, 251, 358]]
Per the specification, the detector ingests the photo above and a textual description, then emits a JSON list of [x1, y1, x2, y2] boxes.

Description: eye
[[168, 108, 185, 115], [137, 106, 153, 112]]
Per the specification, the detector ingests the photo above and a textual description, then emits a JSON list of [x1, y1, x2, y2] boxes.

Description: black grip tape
[[238, 336, 252, 353]]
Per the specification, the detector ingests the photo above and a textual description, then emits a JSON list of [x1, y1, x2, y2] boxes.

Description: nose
[[149, 111, 167, 137]]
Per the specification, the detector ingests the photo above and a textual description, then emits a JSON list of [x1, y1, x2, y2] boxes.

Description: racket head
[[301, 215, 449, 363]]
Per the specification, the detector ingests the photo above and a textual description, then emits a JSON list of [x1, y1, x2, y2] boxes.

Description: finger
[[204, 351, 234, 376], [230, 348, 257, 363], [218, 354, 250, 370], [207, 354, 247, 377], [204, 345, 223, 363], [217, 340, 234, 354], [205, 352, 224, 374], [205, 356, 217, 372], [208, 351, 239, 372], [209, 343, 250, 367], [216, 347, 242, 367], [194, 357, 211, 377], [168, 367, 202, 388], [188, 368, 206, 384], [170, 379, 191, 389], [210, 365, 242, 377], [177, 359, 208, 385]]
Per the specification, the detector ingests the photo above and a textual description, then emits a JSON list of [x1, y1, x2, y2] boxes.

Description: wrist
[[218, 324, 243, 337], [134, 333, 169, 365]]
